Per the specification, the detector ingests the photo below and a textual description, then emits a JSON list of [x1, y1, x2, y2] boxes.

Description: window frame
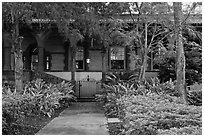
[[76, 46, 85, 70], [44, 53, 51, 71], [109, 46, 126, 70]]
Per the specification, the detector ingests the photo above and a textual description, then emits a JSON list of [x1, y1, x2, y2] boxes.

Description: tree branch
[[128, 7, 135, 24], [182, 2, 198, 25], [140, 22, 152, 35], [151, 31, 174, 46], [148, 24, 157, 48]]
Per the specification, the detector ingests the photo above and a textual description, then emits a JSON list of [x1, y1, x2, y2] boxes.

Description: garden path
[[36, 102, 109, 135]]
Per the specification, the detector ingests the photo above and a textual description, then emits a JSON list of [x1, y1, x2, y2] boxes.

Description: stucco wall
[[44, 33, 65, 53], [88, 50, 102, 71], [50, 54, 65, 70]]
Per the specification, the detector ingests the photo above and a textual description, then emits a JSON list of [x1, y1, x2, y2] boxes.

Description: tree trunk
[[101, 48, 106, 85], [70, 37, 77, 92], [173, 2, 188, 104], [139, 22, 148, 81], [11, 7, 24, 92], [14, 45, 24, 92]]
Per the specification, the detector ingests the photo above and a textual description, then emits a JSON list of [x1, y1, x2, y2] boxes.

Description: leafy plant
[[22, 78, 76, 117], [118, 93, 202, 135], [156, 36, 201, 86], [2, 78, 75, 134], [158, 125, 202, 135], [106, 71, 139, 85], [100, 77, 202, 135], [187, 90, 202, 106]]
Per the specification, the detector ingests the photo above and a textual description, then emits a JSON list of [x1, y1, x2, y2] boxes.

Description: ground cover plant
[[98, 74, 202, 135], [2, 78, 76, 135], [118, 93, 202, 135]]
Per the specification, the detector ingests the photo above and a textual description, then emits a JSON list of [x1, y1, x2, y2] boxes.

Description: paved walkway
[[36, 102, 109, 135]]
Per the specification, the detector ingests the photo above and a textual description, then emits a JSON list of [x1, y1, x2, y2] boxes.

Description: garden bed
[[99, 76, 202, 135], [2, 78, 75, 135], [3, 106, 65, 135]]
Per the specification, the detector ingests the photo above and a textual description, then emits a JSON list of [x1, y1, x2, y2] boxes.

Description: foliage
[[187, 90, 202, 106], [22, 79, 76, 116], [156, 26, 202, 86], [105, 71, 139, 85], [99, 76, 202, 135], [2, 79, 75, 135], [118, 93, 202, 135], [157, 125, 202, 135]]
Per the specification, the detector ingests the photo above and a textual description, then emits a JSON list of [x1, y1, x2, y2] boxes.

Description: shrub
[[100, 77, 202, 135], [106, 71, 139, 85], [99, 82, 138, 118], [157, 125, 202, 135], [2, 90, 33, 134], [22, 79, 76, 117], [187, 90, 202, 106], [100, 78, 177, 118], [156, 41, 202, 86], [2, 79, 75, 135], [117, 93, 202, 135]]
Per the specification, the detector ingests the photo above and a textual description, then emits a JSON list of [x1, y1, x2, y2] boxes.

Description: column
[[3, 47, 11, 70], [36, 34, 45, 72], [38, 47, 44, 71], [3, 33, 12, 70], [101, 49, 107, 85]]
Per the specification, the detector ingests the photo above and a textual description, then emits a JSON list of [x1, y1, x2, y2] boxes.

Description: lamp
[[86, 58, 91, 64]]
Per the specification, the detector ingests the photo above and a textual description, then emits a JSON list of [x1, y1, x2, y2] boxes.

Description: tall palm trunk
[[173, 2, 188, 104]]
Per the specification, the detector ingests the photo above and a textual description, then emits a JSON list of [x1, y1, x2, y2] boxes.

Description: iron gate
[[76, 81, 101, 98]]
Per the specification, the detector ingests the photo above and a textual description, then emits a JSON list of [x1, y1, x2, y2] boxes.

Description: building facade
[[2, 15, 202, 98]]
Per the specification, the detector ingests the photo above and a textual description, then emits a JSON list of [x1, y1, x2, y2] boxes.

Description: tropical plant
[[187, 90, 202, 106], [118, 93, 202, 135], [2, 78, 75, 134], [22, 78, 76, 117], [105, 71, 139, 85]]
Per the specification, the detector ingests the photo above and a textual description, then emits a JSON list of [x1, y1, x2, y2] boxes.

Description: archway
[[30, 46, 39, 71], [23, 43, 39, 71]]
